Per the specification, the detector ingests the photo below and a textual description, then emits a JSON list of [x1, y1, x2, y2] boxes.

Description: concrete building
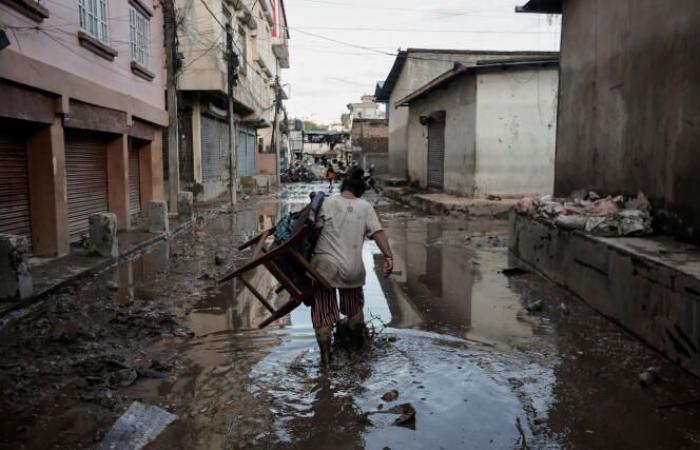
[[396, 59, 559, 197], [0, 0, 167, 257], [350, 118, 389, 174], [510, 0, 700, 376], [375, 48, 559, 181], [176, 0, 290, 199]]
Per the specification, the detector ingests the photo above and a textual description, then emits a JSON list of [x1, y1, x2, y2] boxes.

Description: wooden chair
[[219, 206, 331, 329]]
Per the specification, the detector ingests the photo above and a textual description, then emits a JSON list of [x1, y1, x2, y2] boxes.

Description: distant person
[[326, 165, 336, 191], [311, 167, 394, 366]]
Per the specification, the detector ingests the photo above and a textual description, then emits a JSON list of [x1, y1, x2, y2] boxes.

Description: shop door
[[128, 146, 141, 216], [0, 132, 31, 241], [427, 116, 446, 190], [65, 131, 109, 241], [237, 128, 256, 177]]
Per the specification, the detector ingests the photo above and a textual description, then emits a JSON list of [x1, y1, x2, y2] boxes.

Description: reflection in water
[[115, 242, 170, 306], [379, 219, 534, 348]]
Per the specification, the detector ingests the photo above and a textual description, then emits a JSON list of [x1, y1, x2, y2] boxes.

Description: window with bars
[[129, 6, 150, 67], [78, 0, 109, 43]]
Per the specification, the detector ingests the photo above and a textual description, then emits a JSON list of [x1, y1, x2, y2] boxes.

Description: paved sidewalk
[[383, 187, 517, 218], [1, 212, 201, 318]]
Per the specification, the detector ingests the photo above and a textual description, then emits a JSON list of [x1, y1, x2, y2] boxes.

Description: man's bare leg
[[315, 326, 332, 367], [348, 310, 366, 350]]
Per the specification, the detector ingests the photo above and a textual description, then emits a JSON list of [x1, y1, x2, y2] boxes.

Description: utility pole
[[226, 25, 239, 206], [163, 0, 180, 214], [270, 76, 282, 186]]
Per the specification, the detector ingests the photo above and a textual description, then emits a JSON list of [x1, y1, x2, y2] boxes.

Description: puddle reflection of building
[[116, 242, 170, 305], [378, 221, 474, 333]]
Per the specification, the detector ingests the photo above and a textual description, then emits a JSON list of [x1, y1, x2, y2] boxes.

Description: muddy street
[[1, 183, 700, 450]]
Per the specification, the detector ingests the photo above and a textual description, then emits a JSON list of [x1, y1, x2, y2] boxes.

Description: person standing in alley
[[311, 167, 394, 366], [326, 164, 336, 191]]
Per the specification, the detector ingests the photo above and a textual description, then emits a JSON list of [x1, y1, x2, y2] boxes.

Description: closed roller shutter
[[65, 131, 109, 241], [201, 115, 220, 181], [427, 118, 445, 190], [238, 127, 256, 177], [0, 133, 31, 240]]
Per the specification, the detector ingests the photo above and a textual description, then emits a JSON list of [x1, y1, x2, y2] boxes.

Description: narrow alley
[[2, 183, 699, 449]]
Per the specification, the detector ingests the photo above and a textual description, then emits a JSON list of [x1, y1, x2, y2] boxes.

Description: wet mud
[[1, 183, 700, 449]]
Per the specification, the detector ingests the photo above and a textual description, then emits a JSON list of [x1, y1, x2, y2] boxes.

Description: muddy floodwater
[[2, 183, 700, 450]]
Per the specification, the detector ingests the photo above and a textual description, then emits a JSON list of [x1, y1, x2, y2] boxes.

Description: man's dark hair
[[341, 167, 366, 197]]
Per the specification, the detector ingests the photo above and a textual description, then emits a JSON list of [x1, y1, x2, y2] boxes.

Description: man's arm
[[372, 230, 394, 277]]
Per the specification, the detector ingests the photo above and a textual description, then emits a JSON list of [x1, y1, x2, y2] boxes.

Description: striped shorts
[[311, 286, 365, 329]]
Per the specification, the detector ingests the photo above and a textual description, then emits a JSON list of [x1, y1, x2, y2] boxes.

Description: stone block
[[88, 213, 118, 258], [148, 200, 170, 234], [177, 192, 194, 220], [0, 234, 33, 300]]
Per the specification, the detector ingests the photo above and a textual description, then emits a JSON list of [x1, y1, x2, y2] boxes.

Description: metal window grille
[[129, 6, 150, 67], [78, 0, 109, 43]]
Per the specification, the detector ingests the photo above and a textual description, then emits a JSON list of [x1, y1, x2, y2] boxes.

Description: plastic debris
[[526, 300, 544, 313], [639, 366, 660, 387], [98, 401, 177, 450]]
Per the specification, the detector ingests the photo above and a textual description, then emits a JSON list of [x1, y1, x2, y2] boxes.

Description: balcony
[[272, 35, 289, 69]]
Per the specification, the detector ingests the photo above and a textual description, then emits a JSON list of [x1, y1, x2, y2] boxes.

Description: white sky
[[282, 0, 561, 124]]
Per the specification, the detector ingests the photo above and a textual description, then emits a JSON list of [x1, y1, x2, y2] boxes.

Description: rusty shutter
[[0, 133, 31, 240], [65, 131, 109, 241], [128, 147, 141, 216], [427, 118, 445, 190], [201, 115, 219, 181]]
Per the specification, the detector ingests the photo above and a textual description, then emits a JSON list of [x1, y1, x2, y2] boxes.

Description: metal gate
[[128, 146, 141, 216], [238, 127, 256, 177], [65, 131, 109, 241], [427, 116, 446, 190], [201, 115, 230, 181], [0, 132, 31, 240]]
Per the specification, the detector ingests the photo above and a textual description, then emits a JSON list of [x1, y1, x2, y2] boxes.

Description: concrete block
[[509, 211, 700, 377], [0, 234, 32, 300], [88, 213, 119, 258], [177, 192, 194, 220], [148, 200, 170, 234]]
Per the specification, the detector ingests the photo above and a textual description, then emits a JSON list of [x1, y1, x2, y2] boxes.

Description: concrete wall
[[555, 0, 700, 243], [474, 68, 558, 197], [405, 75, 477, 194], [510, 212, 700, 377]]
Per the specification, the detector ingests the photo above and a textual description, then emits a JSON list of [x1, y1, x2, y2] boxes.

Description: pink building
[[0, 0, 168, 257]]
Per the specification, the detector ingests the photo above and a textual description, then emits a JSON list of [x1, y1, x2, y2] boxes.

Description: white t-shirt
[[311, 196, 383, 288]]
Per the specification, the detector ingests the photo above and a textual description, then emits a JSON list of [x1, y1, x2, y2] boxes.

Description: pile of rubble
[[516, 191, 653, 237]]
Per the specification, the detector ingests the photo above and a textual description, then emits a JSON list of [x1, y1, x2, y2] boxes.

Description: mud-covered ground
[[1, 182, 700, 450]]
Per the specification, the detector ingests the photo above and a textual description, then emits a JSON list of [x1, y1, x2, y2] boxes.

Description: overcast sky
[[282, 0, 561, 124]]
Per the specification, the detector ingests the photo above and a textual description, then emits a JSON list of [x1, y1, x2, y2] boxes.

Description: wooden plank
[[239, 277, 275, 313], [289, 249, 332, 289]]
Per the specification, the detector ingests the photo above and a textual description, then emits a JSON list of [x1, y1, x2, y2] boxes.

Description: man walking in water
[[311, 168, 393, 366]]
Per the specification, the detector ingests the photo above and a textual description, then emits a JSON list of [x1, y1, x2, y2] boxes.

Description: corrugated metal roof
[[396, 57, 559, 107]]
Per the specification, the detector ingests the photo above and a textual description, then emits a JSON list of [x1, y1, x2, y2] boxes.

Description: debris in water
[[639, 366, 660, 387], [526, 300, 544, 314], [391, 403, 416, 428], [98, 401, 177, 450], [382, 389, 399, 402], [106, 280, 119, 291], [560, 303, 570, 315], [502, 267, 528, 277]]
